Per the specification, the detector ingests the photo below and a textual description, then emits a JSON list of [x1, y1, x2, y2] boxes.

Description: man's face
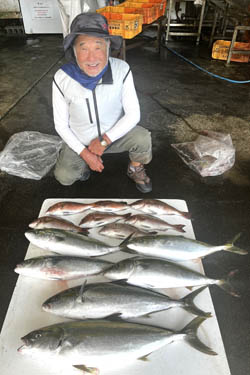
[[74, 35, 109, 77]]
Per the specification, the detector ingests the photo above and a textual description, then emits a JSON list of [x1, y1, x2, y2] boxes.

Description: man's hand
[[88, 134, 111, 156], [80, 148, 104, 172]]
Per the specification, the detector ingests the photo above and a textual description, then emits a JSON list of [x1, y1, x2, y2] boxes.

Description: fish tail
[[174, 224, 186, 233], [218, 270, 240, 297], [182, 212, 191, 220], [122, 213, 132, 220], [180, 317, 217, 356], [79, 228, 89, 235], [181, 286, 212, 317], [224, 233, 248, 255]]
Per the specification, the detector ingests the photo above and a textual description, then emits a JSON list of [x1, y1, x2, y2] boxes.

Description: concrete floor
[[0, 32, 250, 375]]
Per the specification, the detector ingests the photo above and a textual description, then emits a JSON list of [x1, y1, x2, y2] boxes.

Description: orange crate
[[128, 0, 167, 17], [117, 2, 157, 24], [212, 40, 250, 63], [96, 8, 143, 39]]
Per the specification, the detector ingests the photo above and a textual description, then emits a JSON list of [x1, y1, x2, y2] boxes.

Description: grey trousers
[[54, 125, 152, 186]]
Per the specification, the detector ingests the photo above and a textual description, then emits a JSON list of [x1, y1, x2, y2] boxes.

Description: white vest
[[53, 57, 131, 146]]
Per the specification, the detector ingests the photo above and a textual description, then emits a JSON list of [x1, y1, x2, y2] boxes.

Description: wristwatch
[[100, 138, 108, 147]]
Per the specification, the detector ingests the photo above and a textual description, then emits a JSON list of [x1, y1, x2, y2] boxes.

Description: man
[[53, 12, 152, 193]]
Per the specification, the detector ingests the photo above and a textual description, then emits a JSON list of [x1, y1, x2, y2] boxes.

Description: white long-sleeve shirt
[[52, 57, 140, 154]]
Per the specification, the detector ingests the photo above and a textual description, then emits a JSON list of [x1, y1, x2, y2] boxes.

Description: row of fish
[[16, 199, 245, 374]]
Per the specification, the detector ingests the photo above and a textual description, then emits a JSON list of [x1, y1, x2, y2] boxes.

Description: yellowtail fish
[[123, 233, 247, 261], [25, 229, 122, 257], [18, 317, 216, 373], [42, 281, 211, 319], [15, 256, 113, 281], [104, 256, 240, 297]]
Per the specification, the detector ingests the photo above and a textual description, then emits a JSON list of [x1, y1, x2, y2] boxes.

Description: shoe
[[127, 163, 152, 193], [79, 170, 90, 181]]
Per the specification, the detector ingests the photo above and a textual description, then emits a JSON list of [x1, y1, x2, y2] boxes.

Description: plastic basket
[[127, 0, 167, 17], [212, 40, 250, 63], [117, 2, 157, 24], [97, 7, 143, 39]]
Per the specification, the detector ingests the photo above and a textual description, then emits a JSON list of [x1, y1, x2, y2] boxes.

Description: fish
[[29, 216, 88, 233], [18, 317, 216, 373], [14, 256, 113, 281], [122, 233, 247, 261], [98, 223, 157, 240], [42, 281, 211, 319], [103, 256, 240, 297], [24, 229, 121, 257], [45, 201, 93, 216], [90, 200, 128, 212], [79, 212, 131, 229], [124, 214, 185, 233], [130, 199, 191, 219]]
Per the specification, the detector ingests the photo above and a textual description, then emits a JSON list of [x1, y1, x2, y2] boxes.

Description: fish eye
[[35, 333, 42, 339]]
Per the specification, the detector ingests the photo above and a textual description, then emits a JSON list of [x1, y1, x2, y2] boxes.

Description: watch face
[[101, 139, 108, 147]]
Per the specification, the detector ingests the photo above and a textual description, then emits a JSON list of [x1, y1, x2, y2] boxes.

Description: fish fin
[[181, 286, 212, 317], [119, 233, 135, 247], [173, 224, 186, 233], [121, 247, 136, 254], [73, 364, 99, 375], [148, 231, 158, 235], [105, 313, 123, 321], [181, 317, 217, 356], [77, 280, 88, 303], [224, 233, 248, 255], [218, 269, 240, 297], [122, 213, 132, 220], [138, 353, 152, 362], [110, 279, 129, 286], [79, 229, 89, 235]]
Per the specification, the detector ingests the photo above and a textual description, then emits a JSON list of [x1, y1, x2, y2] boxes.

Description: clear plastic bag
[[171, 130, 235, 177], [0, 131, 62, 180]]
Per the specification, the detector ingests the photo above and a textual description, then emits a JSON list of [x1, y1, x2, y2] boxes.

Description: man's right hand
[[80, 148, 104, 172]]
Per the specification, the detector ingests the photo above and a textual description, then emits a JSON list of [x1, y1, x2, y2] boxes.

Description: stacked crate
[[97, 1, 166, 38]]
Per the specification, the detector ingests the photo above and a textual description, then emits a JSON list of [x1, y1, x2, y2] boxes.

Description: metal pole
[[165, 0, 173, 43], [196, 0, 206, 45], [226, 26, 238, 66], [209, 8, 218, 48]]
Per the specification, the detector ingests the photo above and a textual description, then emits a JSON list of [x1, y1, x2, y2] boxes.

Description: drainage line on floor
[[163, 44, 250, 84], [0, 54, 64, 122]]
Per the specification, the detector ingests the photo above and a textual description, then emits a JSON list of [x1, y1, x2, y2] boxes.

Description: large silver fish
[[45, 201, 93, 216], [18, 318, 216, 373], [25, 229, 121, 257], [89, 200, 128, 212], [123, 233, 247, 261], [29, 216, 87, 233], [98, 223, 157, 240], [124, 214, 185, 233], [15, 256, 113, 281], [130, 199, 191, 219], [79, 212, 131, 228], [103, 256, 240, 297], [42, 281, 210, 319]]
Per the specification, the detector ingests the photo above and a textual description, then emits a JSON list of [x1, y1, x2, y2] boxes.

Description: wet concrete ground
[[0, 33, 250, 375]]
